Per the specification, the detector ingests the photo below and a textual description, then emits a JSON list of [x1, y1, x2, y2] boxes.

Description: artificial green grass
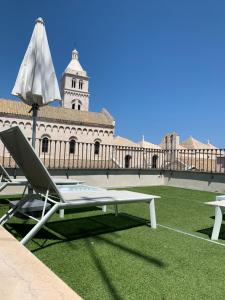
[[2, 186, 225, 299]]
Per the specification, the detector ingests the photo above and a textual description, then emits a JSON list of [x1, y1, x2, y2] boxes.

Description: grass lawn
[[1, 186, 225, 299]]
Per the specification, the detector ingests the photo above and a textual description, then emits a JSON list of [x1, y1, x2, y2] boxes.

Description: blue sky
[[1, 0, 225, 146]]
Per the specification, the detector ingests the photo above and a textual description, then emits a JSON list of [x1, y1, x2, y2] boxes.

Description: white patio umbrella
[[12, 17, 61, 148]]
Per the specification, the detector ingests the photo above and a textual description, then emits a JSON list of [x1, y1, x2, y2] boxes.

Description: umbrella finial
[[36, 17, 44, 25]]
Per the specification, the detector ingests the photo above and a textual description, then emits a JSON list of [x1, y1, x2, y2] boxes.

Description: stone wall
[[2, 168, 225, 195], [164, 170, 225, 193]]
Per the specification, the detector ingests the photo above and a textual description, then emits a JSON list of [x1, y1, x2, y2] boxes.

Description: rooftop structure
[[0, 99, 114, 128], [181, 136, 217, 150], [138, 136, 161, 149], [114, 136, 139, 147]]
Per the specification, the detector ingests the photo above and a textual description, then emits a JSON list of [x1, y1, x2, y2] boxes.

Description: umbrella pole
[[31, 103, 39, 148], [29, 103, 39, 194]]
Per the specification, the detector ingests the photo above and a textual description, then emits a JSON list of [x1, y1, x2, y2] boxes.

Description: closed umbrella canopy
[[12, 17, 61, 105], [11, 17, 61, 147]]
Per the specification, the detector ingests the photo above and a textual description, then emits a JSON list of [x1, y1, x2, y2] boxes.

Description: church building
[[0, 50, 115, 153]]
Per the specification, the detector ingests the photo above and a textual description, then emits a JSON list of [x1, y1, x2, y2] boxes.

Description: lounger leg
[[102, 205, 107, 213], [59, 209, 64, 218], [0, 207, 17, 225], [114, 204, 119, 216], [0, 197, 29, 225], [149, 199, 156, 229], [0, 182, 7, 192], [211, 206, 223, 240], [21, 204, 59, 245]]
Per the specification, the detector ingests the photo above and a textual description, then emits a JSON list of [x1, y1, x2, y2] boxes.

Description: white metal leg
[[211, 206, 223, 240], [149, 199, 156, 229], [59, 209, 64, 218], [0, 182, 7, 192], [21, 204, 59, 245], [0, 207, 18, 225], [0, 196, 29, 225]]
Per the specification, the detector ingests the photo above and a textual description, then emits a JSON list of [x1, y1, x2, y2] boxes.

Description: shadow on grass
[[47, 213, 148, 240], [197, 214, 225, 240], [0, 199, 11, 205], [209, 215, 225, 221], [6, 212, 165, 300], [197, 224, 225, 240], [5, 213, 148, 244], [82, 235, 165, 300], [62, 214, 165, 299], [96, 235, 165, 267], [84, 239, 123, 300], [6, 213, 165, 268], [4, 222, 58, 240]]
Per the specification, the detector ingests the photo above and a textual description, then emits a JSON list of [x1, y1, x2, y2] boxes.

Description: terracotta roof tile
[[0, 99, 114, 128]]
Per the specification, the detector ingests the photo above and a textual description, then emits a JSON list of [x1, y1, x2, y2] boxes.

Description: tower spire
[[61, 49, 89, 111]]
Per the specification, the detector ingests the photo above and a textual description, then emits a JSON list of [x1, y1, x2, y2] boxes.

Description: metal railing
[[0, 138, 224, 173]]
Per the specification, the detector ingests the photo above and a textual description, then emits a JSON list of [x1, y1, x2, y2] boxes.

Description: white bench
[[205, 195, 225, 240]]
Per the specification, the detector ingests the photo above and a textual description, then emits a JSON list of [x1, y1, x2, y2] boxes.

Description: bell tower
[[61, 49, 89, 111]]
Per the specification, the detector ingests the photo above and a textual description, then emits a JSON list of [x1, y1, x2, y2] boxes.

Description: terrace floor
[[1, 186, 225, 299]]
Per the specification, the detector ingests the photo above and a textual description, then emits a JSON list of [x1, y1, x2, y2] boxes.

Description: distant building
[[159, 132, 219, 172]]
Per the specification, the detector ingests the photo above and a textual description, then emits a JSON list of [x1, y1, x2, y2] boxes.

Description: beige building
[[160, 131, 217, 151], [160, 131, 220, 171]]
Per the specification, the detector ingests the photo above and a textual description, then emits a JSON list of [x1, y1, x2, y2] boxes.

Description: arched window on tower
[[72, 103, 75, 110], [79, 80, 83, 90], [94, 141, 100, 155], [69, 139, 76, 154], [72, 78, 76, 88], [42, 137, 49, 153], [77, 100, 82, 111]]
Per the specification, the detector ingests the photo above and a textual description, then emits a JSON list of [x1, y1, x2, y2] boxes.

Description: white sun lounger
[[0, 126, 160, 245], [0, 163, 84, 193], [205, 195, 225, 240]]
